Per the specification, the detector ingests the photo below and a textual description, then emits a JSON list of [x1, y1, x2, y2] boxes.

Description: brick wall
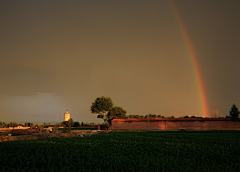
[[111, 118, 240, 130]]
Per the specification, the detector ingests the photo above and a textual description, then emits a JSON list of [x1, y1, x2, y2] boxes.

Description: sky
[[0, 0, 239, 123]]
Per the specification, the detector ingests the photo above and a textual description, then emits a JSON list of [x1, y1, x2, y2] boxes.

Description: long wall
[[110, 118, 240, 130], [0, 127, 30, 130]]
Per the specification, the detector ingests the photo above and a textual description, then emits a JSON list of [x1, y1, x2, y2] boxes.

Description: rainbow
[[169, 1, 209, 117]]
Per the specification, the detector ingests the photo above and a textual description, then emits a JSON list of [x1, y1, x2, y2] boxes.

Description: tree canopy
[[62, 118, 74, 127], [73, 121, 80, 127], [229, 103, 240, 122], [91, 96, 113, 122], [107, 106, 127, 125], [91, 96, 113, 114], [108, 106, 127, 119]]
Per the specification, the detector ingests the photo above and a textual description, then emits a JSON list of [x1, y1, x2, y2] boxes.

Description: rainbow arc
[[169, 0, 209, 117]]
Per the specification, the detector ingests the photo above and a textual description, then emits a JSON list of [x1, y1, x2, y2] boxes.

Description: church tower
[[64, 109, 70, 121]]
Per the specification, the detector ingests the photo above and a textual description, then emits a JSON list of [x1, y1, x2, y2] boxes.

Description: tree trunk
[[103, 112, 106, 124]]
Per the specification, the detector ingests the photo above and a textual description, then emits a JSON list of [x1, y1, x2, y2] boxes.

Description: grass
[[58, 127, 98, 131], [0, 130, 240, 171]]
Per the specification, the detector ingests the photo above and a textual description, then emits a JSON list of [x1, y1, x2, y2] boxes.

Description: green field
[[0, 130, 240, 172], [58, 127, 98, 131]]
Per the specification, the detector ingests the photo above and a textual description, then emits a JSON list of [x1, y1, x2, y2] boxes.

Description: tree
[[68, 120, 72, 133], [81, 121, 84, 126], [0, 122, 6, 128], [25, 122, 29, 127], [62, 118, 74, 127], [108, 106, 127, 119], [68, 118, 74, 127], [128, 115, 141, 119], [229, 104, 240, 122], [73, 121, 80, 127], [9, 122, 18, 129], [97, 113, 104, 119], [61, 118, 74, 133], [148, 114, 157, 119], [107, 106, 127, 125], [91, 96, 113, 123]]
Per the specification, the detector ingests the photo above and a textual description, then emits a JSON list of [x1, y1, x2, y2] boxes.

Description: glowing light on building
[[64, 109, 70, 121]]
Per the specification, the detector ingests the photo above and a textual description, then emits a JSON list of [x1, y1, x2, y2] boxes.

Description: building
[[64, 110, 70, 121]]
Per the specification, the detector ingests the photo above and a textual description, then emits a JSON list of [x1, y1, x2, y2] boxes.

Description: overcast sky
[[0, 0, 239, 123]]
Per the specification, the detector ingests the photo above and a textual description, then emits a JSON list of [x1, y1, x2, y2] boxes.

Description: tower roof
[[65, 109, 70, 114]]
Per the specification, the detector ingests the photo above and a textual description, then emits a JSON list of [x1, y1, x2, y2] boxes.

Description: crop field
[[0, 130, 240, 172], [59, 127, 98, 131]]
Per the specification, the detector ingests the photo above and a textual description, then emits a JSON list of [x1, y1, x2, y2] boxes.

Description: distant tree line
[[0, 122, 34, 128], [121, 114, 172, 119], [0, 121, 102, 129], [1, 103, 239, 129], [179, 116, 202, 118], [90, 96, 240, 124], [60, 119, 102, 128]]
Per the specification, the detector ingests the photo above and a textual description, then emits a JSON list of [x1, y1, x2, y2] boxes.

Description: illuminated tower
[[64, 109, 70, 121]]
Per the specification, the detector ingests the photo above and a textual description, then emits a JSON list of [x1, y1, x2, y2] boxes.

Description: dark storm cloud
[[0, 0, 239, 122]]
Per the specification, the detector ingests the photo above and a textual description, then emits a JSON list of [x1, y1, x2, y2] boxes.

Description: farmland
[[0, 131, 240, 172]]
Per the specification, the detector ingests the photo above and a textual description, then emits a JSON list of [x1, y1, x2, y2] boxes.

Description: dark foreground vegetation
[[0, 130, 240, 172]]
